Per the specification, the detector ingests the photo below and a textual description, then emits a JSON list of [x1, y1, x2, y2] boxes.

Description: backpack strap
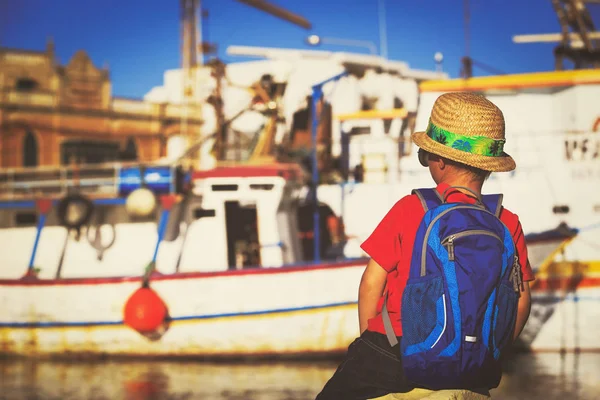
[[382, 292, 399, 347], [482, 194, 504, 217], [411, 188, 443, 212]]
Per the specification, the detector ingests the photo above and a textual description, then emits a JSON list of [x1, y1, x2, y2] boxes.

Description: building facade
[[0, 40, 203, 169]]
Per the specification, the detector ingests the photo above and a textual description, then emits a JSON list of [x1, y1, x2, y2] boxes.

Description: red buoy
[[123, 287, 169, 336]]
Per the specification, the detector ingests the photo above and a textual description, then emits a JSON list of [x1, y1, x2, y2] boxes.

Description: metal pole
[[310, 71, 348, 263], [378, 0, 388, 59], [310, 88, 322, 263]]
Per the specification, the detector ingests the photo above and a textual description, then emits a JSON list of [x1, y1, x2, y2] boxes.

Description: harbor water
[[1, 353, 599, 400]]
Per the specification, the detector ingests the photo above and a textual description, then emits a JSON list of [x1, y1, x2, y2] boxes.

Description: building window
[[23, 131, 39, 167], [120, 137, 138, 161], [61, 140, 119, 165], [16, 78, 39, 91]]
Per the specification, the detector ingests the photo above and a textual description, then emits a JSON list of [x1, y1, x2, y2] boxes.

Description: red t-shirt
[[360, 183, 535, 337]]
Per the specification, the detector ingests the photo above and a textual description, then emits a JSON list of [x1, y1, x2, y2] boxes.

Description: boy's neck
[[439, 178, 483, 196]]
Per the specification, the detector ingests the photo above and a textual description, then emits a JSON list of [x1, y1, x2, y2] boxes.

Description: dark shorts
[[315, 330, 413, 400]]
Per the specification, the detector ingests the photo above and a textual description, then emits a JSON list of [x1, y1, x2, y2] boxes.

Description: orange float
[[123, 287, 168, 334]]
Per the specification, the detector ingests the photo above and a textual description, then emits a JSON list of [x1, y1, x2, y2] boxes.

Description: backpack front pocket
[[401, 275, 446, 355]]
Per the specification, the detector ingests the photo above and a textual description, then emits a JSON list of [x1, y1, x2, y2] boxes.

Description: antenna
[[460, 0, 473, 78], [464, 0, 470, 61], [460, 0, 506, 78]]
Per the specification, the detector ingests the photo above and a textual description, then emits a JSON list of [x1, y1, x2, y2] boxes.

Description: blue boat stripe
[[0, 301, 357, 329], [0, 198, 127, 209], [94, 198, 126, 206], [0, 201, 36, 209]]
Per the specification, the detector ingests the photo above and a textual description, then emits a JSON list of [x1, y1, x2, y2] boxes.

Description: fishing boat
[[0, 161, 362, 358], [0, 154, 577, 358], [1, 1, 598, 359]]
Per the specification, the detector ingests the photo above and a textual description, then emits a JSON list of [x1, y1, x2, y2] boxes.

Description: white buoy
[[126, 188, 157, 218]]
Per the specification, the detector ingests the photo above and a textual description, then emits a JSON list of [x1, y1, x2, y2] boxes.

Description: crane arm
[[234, 0, 312, 29]]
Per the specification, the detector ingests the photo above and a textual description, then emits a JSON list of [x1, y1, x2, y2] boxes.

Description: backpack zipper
[[510, 254, 523, 294], [421, 205, 502, 277], [441, 230, 503, 261]]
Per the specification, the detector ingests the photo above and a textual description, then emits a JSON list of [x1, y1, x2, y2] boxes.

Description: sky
[[1, 0, 598, 99]]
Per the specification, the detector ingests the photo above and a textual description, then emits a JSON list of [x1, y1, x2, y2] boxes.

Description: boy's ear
[[438, 157, 446, 170], [429, 154, 446, 170]]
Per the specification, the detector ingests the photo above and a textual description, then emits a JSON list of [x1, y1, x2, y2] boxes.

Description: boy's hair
[[444, 157, 492, 182]]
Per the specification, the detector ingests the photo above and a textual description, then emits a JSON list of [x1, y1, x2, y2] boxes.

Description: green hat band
[[426, 121, 505, 157]]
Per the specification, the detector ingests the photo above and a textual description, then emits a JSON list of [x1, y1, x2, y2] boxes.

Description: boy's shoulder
[[496, 203, 522, 230], [389, 192, 426, 215]]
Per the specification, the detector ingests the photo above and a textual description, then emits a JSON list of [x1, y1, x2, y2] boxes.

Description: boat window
[[552, 205, 570, 214], [225, 201, 260, 269], [194, 208, 216, 218], [15, 212, 37, 226], [350, 126, 371, 136], [212, 184, 238, 192], [249, 184, 274, 191], [23, 131, 39, 167], [383, 120, 392, 134]]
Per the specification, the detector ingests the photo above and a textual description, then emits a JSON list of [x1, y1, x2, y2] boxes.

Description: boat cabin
[[190, 163, 307, 270]]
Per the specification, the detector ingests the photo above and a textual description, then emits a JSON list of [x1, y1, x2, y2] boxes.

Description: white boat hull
[[1, 238, 597, 357], [0, 262, 364, 357]]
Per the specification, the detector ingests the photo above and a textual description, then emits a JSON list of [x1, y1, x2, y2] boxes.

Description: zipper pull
[[511, 255, 523, 294], [447, 236, 455, 261]]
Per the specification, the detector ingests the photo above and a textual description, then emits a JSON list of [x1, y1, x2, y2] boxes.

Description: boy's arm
[[358, 258, 388, 334], [513, 281, 531, 340]]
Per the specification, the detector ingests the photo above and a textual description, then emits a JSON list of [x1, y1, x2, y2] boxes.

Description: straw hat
[[411, 92, 516, 172]]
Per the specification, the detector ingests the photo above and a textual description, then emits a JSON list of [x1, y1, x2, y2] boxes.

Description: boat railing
[[0, 162, 178, 200]]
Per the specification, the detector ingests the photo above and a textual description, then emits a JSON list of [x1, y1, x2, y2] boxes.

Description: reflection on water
[[0, 354, 599, 400]]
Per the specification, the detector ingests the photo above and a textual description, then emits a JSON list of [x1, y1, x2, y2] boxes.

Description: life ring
[[56, 193, 94, 232]]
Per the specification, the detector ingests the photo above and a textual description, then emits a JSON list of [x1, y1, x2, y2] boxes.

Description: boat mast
[[460, 0, 505, 78], [180, 0, 202, 168]]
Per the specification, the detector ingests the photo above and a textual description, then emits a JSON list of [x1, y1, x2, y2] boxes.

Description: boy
[[316, 92, 534, 400]]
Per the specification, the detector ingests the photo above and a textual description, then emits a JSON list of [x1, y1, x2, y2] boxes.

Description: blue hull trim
[[0, 301, 357, 329]]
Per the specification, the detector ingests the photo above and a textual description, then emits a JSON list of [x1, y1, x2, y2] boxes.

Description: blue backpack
[[382, 186, 523, 390]]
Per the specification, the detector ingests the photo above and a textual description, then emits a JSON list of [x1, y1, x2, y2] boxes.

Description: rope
[[142, 261, 156, 288], [577, 221, 600, 233]]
